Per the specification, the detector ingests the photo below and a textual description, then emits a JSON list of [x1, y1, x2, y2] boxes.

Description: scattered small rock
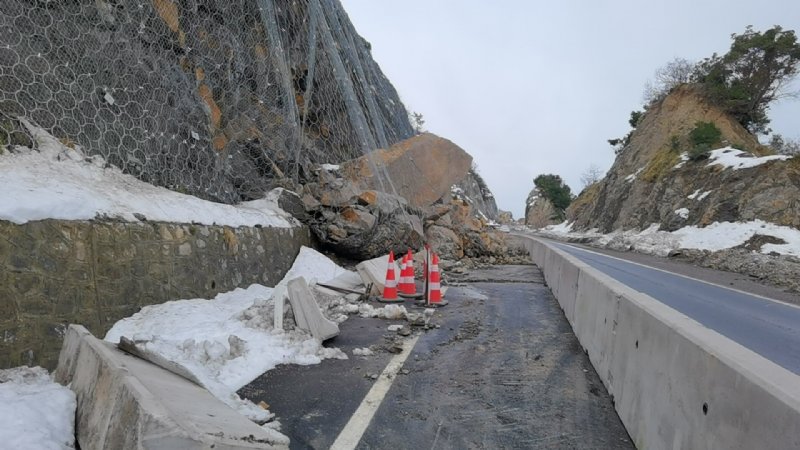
[[385, 345, 403, 354]]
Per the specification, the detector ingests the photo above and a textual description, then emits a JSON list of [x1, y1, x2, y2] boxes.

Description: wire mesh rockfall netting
[[0, 0, 413, 203]]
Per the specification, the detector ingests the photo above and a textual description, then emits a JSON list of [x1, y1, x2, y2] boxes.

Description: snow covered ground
[[538, 219, 800, 257], [0, 366, 76, 449], [104, 247, 351, 438], [0, 121, 296, 227]]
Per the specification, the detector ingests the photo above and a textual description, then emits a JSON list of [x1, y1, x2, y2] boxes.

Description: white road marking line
[[330, 334, 421, 450], [552, 240, 800, 310]]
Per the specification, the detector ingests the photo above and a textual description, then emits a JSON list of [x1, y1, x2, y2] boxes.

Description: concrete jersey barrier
[[54, 325, 288, 450], [520, 236, 800, 450]]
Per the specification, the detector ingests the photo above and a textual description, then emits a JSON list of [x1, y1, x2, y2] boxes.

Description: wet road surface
[[240, 264, 633, 449]]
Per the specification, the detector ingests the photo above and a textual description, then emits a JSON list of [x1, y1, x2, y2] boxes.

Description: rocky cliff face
[[524, 188, 559, 228], [453, 170, 499, 221], [568, 85, 800, 232], [0, 0, 413, 203]]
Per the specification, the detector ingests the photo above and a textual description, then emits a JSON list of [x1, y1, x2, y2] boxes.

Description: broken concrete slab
[[287, 277, 340, 341], [313, 270, 365, 297], [356, 254, 400, 296], [272, 284, 289, 331], [54, 325, 288, 450]]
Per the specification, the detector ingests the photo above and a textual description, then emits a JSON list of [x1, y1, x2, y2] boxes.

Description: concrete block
[[287, 277, 340, 341], [356, 254, 399, 296], [54, 325, 288, 450]]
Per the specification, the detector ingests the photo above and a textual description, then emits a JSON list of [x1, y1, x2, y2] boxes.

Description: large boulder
[[302, 176, 424, 259], [340, 133, 473, 209], [425, 225, 464, 260]]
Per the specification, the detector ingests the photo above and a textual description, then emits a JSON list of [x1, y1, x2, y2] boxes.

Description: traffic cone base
[[399, 290, 424, 299]]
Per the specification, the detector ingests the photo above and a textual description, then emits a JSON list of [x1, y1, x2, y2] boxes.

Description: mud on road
[[241, 265, 633, 449]]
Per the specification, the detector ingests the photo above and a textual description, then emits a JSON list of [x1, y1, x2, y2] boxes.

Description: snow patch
[[687, 189, 712, 200], [673, 152, 690, 169], [0, 366, 76, 449], [542, 221, 574, 234], [320, 163, 340, 171], [542, 220, 800, 257], [674, 208, 689, 219], [674, 220, 800, 255], [707, 147, 789, 170], [624, 167, 643, 182], [352, 348, 374, 357]]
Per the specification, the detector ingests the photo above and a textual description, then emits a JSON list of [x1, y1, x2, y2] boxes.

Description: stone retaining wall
[[0, 219, 310, 369]]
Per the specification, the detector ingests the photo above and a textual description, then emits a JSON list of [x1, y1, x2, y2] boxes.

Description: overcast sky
[[340, 1, 800, 219]]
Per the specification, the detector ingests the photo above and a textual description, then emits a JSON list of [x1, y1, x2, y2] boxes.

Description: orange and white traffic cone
[[380, 251, 402, 303], [427, 252, 447, 307], [399, 249, 420, 298], [398, 253, 410, 294]]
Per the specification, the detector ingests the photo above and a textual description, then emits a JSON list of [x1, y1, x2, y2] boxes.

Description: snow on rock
[[0, 122, 296, 227], [673, 152, 690, 169], [674, 208, 690, 219], [624, 168, 643, 182], [687, 189, 712, 200], [707, 147, 789, 170], [320, 164, 340, 171], [0, 366, 76, 450]]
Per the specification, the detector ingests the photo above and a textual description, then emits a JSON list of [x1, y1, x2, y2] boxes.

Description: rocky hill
[[568, 85, 800, 232], [524, 191, 558, 228]]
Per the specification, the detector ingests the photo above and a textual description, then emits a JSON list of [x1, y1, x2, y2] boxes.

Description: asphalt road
[[549, 241, 800, 375], [240, 265, 633, 449]]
